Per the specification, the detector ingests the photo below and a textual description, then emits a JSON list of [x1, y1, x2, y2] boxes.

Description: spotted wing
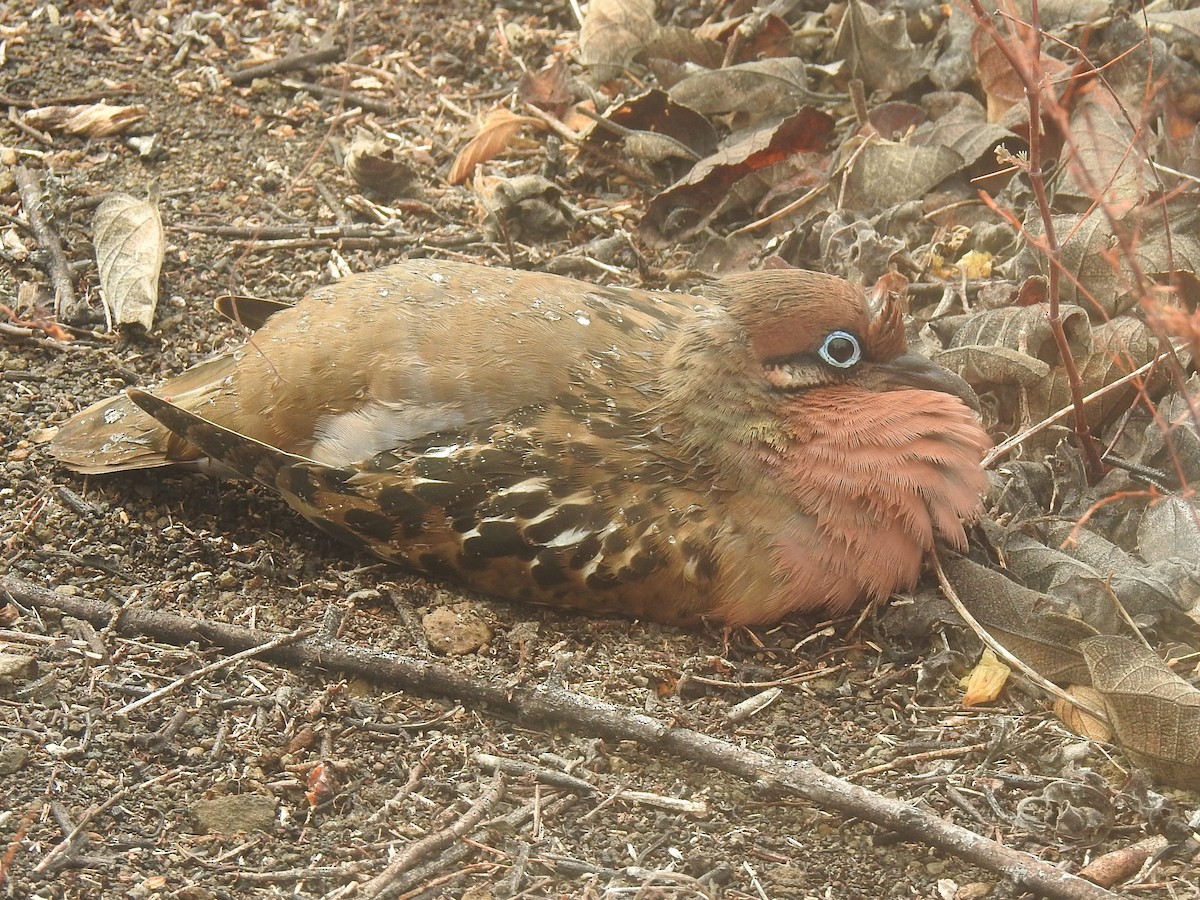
[[279, 419, 726, 624]]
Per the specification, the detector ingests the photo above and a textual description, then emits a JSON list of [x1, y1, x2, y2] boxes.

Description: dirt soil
[[1, 2, 1198, 899]]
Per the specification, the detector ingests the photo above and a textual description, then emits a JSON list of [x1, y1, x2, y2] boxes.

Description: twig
[[474, 753, 596, 795], [522, 103, 657, 185], [931, 551, 1108, 721], [966, 1, 1104, 482], [354, 771, 506, 899], [0, 801, 42, 885], [2, 574, 1123, 900], [227, 43, 345, 86], [848, 741, 992, 780], [115, 625, 315, 716], [33, 771, 176, 873], [366, 759, 428, 825], [982, 351, 1172, 468], [279, 78, 395, 116], [13, 166, 87, 324]]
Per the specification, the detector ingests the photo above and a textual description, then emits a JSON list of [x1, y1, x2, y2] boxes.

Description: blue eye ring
[[818, 330, 861, 369]]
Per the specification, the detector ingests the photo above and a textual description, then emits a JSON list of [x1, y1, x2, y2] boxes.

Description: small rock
[[191, 794, 277, 834], [0, 653, 37, 691], [422, 605, 492, 655], [0, 744, 30, 775]]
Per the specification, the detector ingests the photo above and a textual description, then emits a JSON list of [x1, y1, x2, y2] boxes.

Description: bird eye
[[818, 331, 861, 369]]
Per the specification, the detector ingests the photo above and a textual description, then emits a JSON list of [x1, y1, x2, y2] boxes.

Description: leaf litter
[[1, 0, 1199, 896]]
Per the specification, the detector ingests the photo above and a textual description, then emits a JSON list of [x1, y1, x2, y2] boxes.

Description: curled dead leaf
[[448, 108, 544, 186], [344, 131, 419, 198], [93, 193, 165, 332], [1053, 685, 1114, 742]]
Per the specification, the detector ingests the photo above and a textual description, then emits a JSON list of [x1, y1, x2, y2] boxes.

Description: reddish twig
[[965, 0, 1105, 482]]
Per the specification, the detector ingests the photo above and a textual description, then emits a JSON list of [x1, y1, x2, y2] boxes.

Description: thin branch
[[965, 1, 1104, 482], [2, 574, 1122, 900], [115, 625, 315, 716], [352, 771, 506, 899]]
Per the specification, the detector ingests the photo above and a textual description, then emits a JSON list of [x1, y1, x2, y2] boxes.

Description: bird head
[[715, 268, 980, 412]]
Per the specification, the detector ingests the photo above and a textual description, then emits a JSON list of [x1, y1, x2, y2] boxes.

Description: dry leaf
[[1082, 634, 1200, 790], [668, 57, 812, 125], [833, 0, 932, 95], [640, 107, 834, 246], [590, 89, 718, 159], [447, 108, 543, 186], [93, 192, 164, 332], [1058, 90, 1145, 214], [940, 554, 1098, 685], [344, 131, 419, 199], [579, 0, 658, 73], [1053, 685, 1114, 742], [518, 57, 573, 117], [24, 102, 147, 137], [962, 647, 1011, 706]]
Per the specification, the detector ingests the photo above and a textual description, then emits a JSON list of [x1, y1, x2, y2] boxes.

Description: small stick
[[931, 551, 1107, 720], [354, 772, 506, 898], [982, 352, 1170, 468], [115, 626, 314, 716], [279, 78, 395, 116], [34, 772, 176, 873], [227, 44, 345, 86]]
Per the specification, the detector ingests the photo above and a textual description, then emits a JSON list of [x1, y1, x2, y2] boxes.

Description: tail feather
[[49, 353, 238, 473], [214, 294, 291, 331], [49, 393, 201, 473]]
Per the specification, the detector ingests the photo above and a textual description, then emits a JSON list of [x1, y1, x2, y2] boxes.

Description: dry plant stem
[[931, 552, 1108, 722], [982, 351, 1171, 467], [278, 78, 395, 117], [966, 0, 1103, 483], [115, 625, 315, 716], [227, 42, 345, 85], [13, 166, 86, 325], [474, 753, 597, 796], [353, 771, 506, 900], [0, 801, 41, 887], [848, 741, 992, 781], [2, 575, 1120, 900], [32, 771, 177, 873], [521, 103, 657, 185], [728, 181, 827, 235]]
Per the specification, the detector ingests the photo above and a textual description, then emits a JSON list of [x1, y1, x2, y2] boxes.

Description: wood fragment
[[13, 166, 87, 324]]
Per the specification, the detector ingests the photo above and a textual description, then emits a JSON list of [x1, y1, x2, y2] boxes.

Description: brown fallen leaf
[[93, 192, 164, 332], [833, 0, 932, 95], [1053, 685, 1114, 743], [579, 0, 659, 75], [1082, 634, 1200, 790], [640, 106, 834, 246], [447, 107, 545, 186]]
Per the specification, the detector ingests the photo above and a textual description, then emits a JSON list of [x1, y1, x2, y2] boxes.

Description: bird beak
[[876, 352, 981, 412]]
